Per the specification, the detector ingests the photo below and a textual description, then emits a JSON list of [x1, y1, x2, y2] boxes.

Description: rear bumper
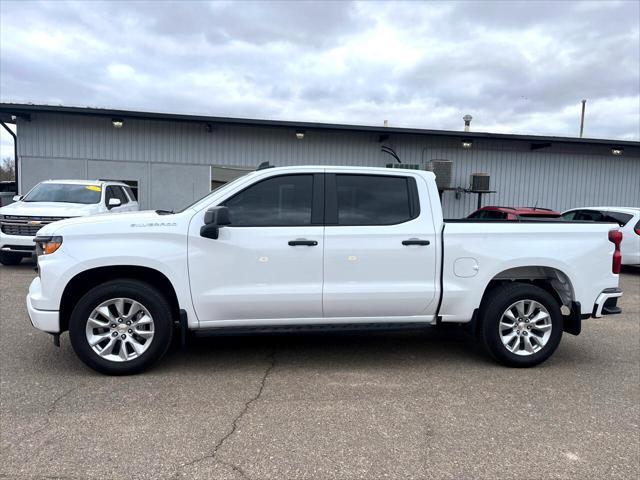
[[26, 278, 60, 333], [592, 288, 623, 318]]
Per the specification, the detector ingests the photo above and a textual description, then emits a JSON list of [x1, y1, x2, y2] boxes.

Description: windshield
[[22, 183, 102, 204]]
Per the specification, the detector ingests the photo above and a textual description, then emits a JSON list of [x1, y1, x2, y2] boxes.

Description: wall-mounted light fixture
[[461, 139, 473, 149], [112, 118, 124, 128], [295, 130, 305, 140], [611, 147, 623, 156]]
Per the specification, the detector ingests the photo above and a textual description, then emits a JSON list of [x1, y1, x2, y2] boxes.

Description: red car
[[467, 206, 562, 220]]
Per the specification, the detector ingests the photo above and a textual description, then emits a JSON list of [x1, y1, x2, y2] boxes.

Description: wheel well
[[480, 266, 575, 313], [59, 266, 180, 332]]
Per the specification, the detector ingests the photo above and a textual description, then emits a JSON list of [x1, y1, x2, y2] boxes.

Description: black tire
[[69, 279, 174, 375], [0, 252, 23, 265], [479, 282, 563, 367]]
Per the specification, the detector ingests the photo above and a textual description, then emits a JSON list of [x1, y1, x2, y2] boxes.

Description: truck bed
[[438, 220, 619, 322]]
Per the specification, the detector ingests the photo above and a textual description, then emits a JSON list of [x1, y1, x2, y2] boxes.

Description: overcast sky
[[1, 0, 639, 158]]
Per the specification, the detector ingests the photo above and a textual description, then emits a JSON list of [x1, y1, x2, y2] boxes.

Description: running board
[[191, 322, 434, 337]]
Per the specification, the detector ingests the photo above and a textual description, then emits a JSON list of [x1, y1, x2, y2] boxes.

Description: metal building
[[1, 103, 638, 217]]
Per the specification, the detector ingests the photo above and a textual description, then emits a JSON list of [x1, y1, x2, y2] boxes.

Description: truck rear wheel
[[68, 279, 173, 375], [480, 283, 563, 367]]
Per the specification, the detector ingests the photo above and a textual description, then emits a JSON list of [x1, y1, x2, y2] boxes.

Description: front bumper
[[0, 231, 35, 256], [593, 288, 623, 318], [26, 277, 60, 333]]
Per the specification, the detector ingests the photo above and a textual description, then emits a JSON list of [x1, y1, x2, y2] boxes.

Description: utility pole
[[579, 99, 586, 138]]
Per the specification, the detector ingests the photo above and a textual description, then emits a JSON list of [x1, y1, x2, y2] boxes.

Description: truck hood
[[0, 201, 98, 217], [37, 210, 176, 235]]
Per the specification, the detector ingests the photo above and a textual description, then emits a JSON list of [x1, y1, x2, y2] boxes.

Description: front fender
[[34, 232, 197, 327]]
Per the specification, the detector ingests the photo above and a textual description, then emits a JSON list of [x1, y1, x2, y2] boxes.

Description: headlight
[[34, 235, 63, 255]]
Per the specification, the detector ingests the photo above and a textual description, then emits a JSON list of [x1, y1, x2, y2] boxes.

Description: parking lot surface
[[1, 264, 638, 480]]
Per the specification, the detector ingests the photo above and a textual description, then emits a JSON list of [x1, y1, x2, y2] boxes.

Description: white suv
[[0, 179, 138, 265], [562, 207, 640, 265]]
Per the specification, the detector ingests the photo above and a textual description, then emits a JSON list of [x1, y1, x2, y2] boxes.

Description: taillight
[[608, 230, 623, 274], [635, 220, 640, 236]]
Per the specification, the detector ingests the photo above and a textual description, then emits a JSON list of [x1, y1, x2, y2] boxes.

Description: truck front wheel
[[68, 279, 174, 375], [480, 283, 563, 367]]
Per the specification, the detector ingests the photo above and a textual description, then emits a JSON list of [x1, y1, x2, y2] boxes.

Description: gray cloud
[[0, 0, 638, 147]]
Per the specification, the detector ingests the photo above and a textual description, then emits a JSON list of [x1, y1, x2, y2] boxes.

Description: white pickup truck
[[0, 179, 139, 265], [26, 166, 623, 375]]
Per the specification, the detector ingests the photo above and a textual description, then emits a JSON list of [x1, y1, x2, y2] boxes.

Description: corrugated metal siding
[[17, 113, 640, 216]]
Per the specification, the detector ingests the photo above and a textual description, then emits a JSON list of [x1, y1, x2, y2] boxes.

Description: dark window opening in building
[[210, 165, 254, 191]]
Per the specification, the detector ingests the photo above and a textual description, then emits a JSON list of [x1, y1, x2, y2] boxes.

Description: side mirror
[[108, 198, 122, 209], [200, 206, 231, 239], [12, 195, 22, 202]]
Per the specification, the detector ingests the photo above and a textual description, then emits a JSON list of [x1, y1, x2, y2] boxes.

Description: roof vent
[[463, 114, 472, 132]]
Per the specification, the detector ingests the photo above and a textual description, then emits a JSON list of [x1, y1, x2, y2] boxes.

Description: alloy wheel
[[499, 299, 552, 356], [85, 297, 155, 362]]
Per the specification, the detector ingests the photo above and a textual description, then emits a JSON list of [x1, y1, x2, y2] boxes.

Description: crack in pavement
[[17, 386, 80, 443], [173, 349, 277, 480], [219, 459, 251, 480], [4, 386, 84, 480], [47, 386, 78, 415]]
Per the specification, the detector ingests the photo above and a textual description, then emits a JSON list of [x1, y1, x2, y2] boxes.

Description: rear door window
[[329, 174, 418, 226]]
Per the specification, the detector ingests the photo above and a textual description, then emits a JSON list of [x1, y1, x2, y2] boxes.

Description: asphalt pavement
[[1, 264, 638, 479]]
